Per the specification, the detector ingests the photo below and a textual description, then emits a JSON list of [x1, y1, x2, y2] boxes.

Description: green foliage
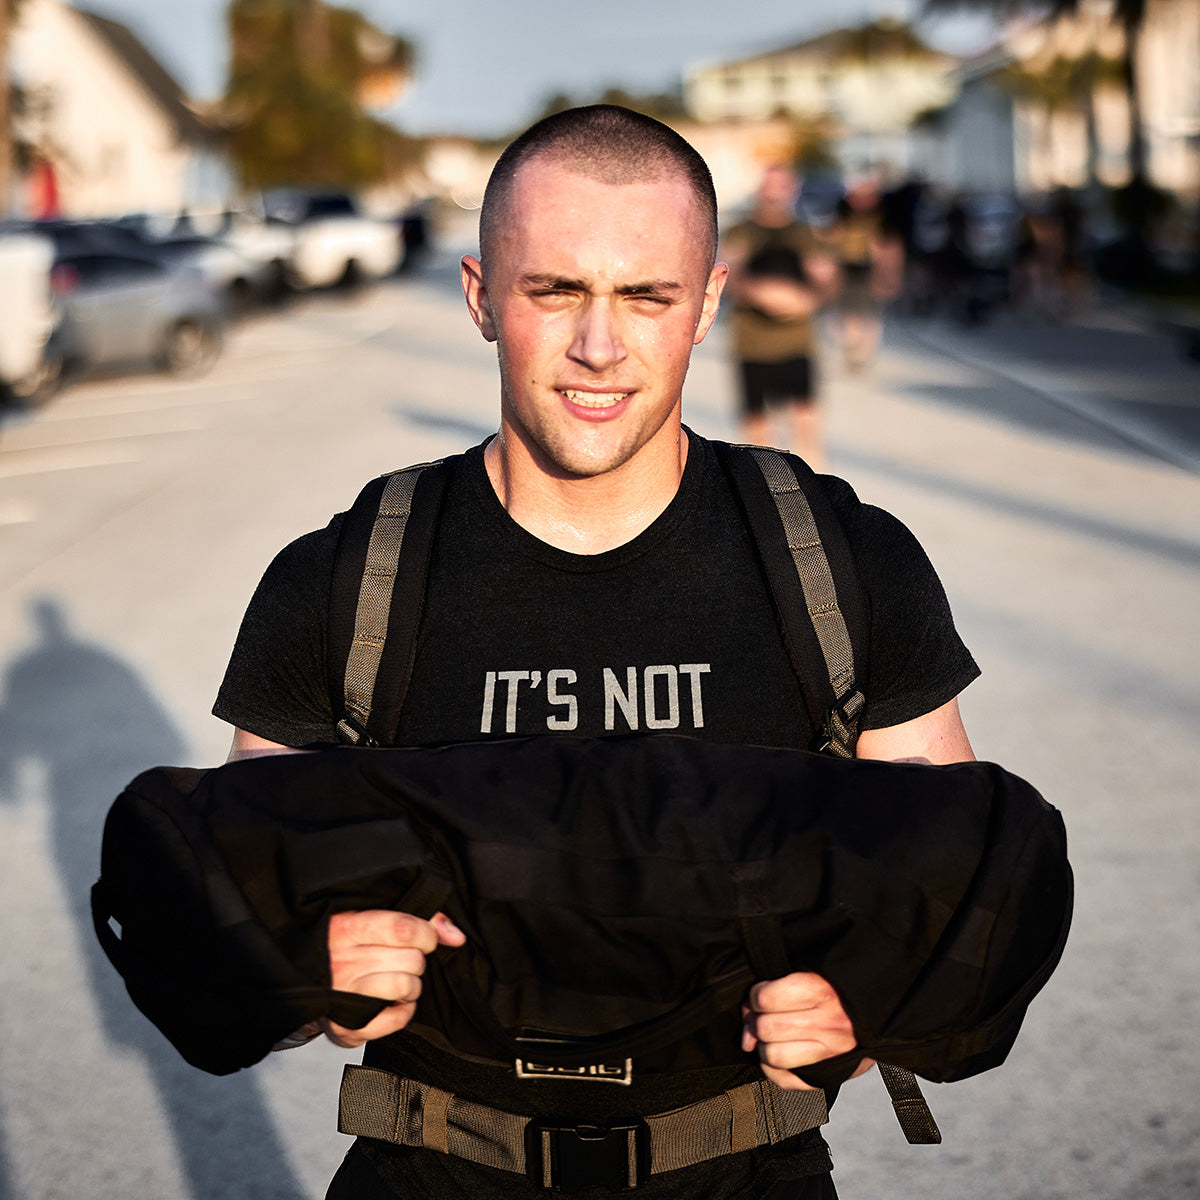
[[222, 0, 417, 189]]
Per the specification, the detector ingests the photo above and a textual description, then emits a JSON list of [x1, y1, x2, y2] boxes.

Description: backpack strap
[[713, 442, 867, 757], [716, 441, 940, 1144], [327, 457, 454, 746]]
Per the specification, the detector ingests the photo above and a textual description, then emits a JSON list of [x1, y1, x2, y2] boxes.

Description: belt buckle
[[524, 1119, 650, 1192]]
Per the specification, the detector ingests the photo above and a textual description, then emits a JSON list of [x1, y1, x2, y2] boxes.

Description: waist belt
[[339, 1065, 828, 1192]]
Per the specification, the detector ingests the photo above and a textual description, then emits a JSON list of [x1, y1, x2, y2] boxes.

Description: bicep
[[855, 696, 975, 765]]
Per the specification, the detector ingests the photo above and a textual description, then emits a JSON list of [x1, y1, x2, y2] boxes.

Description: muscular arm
[[745, 696, 975, 1090]]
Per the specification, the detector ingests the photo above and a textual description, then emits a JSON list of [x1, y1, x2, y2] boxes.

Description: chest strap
[[338, 1065, 828, 1191]]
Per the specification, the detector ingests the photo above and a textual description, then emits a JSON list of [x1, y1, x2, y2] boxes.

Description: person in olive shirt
[[720, 164, 838, 467]]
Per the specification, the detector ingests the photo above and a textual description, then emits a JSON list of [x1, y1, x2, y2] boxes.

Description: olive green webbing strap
[[337, 1065, 828, 1178], [336, 467, 426, 746], [744, 447, 865, 759], [745, 447, 940, 1145]]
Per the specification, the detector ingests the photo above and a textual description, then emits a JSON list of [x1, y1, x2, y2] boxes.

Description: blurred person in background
[[827, 178, 904, 370], [720, 164, 838, 468]]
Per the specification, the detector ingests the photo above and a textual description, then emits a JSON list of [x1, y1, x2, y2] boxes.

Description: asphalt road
[[0, 259, 1197, 1200]]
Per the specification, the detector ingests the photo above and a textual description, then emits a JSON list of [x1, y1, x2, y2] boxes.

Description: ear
[[693, 261, 728, 346], [461, 255, 497, 343]]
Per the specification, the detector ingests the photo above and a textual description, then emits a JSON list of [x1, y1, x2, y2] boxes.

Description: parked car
[[50, 250, 223, 379], [149, 233, 283, 309], [0, 229, 60, 407], [260, 188, 401, 289]]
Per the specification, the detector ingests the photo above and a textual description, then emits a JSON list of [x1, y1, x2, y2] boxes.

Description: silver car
[[50, 250, 223, 379]]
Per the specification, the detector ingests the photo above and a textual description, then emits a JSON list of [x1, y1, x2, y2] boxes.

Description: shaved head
[[479, 105, 719, 271]]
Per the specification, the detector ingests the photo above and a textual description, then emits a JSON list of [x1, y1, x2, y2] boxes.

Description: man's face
[[462, 156, 726, 480]]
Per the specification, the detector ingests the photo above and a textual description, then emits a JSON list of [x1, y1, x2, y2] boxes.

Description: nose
[[568, 298, 627, 373]]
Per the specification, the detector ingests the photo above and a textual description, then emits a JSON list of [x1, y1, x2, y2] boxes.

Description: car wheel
[[163, 319, 220, 377]]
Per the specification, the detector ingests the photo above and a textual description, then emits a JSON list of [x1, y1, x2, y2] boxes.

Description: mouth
[[559, 388, 632, 411]]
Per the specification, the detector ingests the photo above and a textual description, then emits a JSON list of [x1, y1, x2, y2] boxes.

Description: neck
[[484, 426, 690, 554]]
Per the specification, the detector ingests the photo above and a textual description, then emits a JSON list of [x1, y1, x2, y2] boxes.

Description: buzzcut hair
[[479, 104, 719, 269]]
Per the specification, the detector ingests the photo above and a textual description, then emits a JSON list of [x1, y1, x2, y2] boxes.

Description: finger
[[330, 910, 441, 955], [758, 1062, 819, 1093], [431, 912, 467, 947], [757, 1036, 853, 1072], [745, 1006, 854, 1049], [747, 971, 834, 1015], [333, 948, 430, 996], [322, 999, 417, 1049]]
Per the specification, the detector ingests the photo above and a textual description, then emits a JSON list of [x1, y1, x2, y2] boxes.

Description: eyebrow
[[517, 272, 686, 297]]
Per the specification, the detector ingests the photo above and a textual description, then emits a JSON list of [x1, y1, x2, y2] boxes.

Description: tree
[[222, 0, 418, 190], [0, 0, 24, 213]]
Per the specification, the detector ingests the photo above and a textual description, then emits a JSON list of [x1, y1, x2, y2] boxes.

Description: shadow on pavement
[[887, 377, 1155, 464], [837, 445, 1200, 570], [390, 406, 497, 443], [0, 598, 305, 1200]]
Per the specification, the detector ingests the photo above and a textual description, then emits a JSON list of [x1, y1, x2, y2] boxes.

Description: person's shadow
[[0, 597, 306, 1199]]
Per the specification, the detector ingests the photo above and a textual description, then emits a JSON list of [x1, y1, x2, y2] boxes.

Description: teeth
[[563, 390, 627, 408]]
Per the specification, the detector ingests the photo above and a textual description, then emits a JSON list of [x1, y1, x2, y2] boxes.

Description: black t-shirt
[[215, 434, 977, 750], [214, 432, 979, 1198]]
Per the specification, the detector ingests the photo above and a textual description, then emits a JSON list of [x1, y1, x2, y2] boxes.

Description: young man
[[216, 106, 978, 1198]]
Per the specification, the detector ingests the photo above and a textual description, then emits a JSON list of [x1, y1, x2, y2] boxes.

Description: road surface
[[0, 259, 1196, 1199]]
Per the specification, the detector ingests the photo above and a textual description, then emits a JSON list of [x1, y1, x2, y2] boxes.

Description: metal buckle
[[524, 1119, 650, 1192], [514, 1033, 632, 1086]]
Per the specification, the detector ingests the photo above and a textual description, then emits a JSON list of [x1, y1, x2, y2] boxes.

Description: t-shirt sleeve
[[823, 476, 980, 731], [212, 517, 343, 747]]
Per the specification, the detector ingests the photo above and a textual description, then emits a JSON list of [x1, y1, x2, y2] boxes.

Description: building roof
[[700, 19, 954, 71], [76, 8, 214, 143]]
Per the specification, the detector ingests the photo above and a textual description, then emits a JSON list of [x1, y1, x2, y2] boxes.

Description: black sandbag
[[93, 735, 1071, 1081]]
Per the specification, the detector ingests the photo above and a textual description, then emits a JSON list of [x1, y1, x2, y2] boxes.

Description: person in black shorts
[[721, 165, 838, 468], [215, 106, 979, 1199]]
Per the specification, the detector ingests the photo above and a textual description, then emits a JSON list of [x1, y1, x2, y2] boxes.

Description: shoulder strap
[[327, 457, 454, 746], [713, 442, 867, 757], [716, 442, 941, 1144]]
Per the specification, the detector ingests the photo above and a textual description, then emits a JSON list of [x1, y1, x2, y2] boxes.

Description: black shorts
[[739, 357, 815, 416]]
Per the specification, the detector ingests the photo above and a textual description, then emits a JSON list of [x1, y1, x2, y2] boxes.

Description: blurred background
[[0, 2, 1197, 1199]]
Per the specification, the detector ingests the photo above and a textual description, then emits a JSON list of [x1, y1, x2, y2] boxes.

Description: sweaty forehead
[[495, 168, 705, 289], [502, 159, 702, 249]]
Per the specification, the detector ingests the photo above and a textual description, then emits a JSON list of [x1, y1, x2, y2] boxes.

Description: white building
[[10, 0, 234, 218], [684, 20, 960, 179]]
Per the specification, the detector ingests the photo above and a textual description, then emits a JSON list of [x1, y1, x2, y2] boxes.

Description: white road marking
[[0, 441, 144, 479], [0, 497, 36, 524]]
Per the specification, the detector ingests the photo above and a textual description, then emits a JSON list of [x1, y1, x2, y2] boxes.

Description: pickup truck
[[261, 189, 401, 290]]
